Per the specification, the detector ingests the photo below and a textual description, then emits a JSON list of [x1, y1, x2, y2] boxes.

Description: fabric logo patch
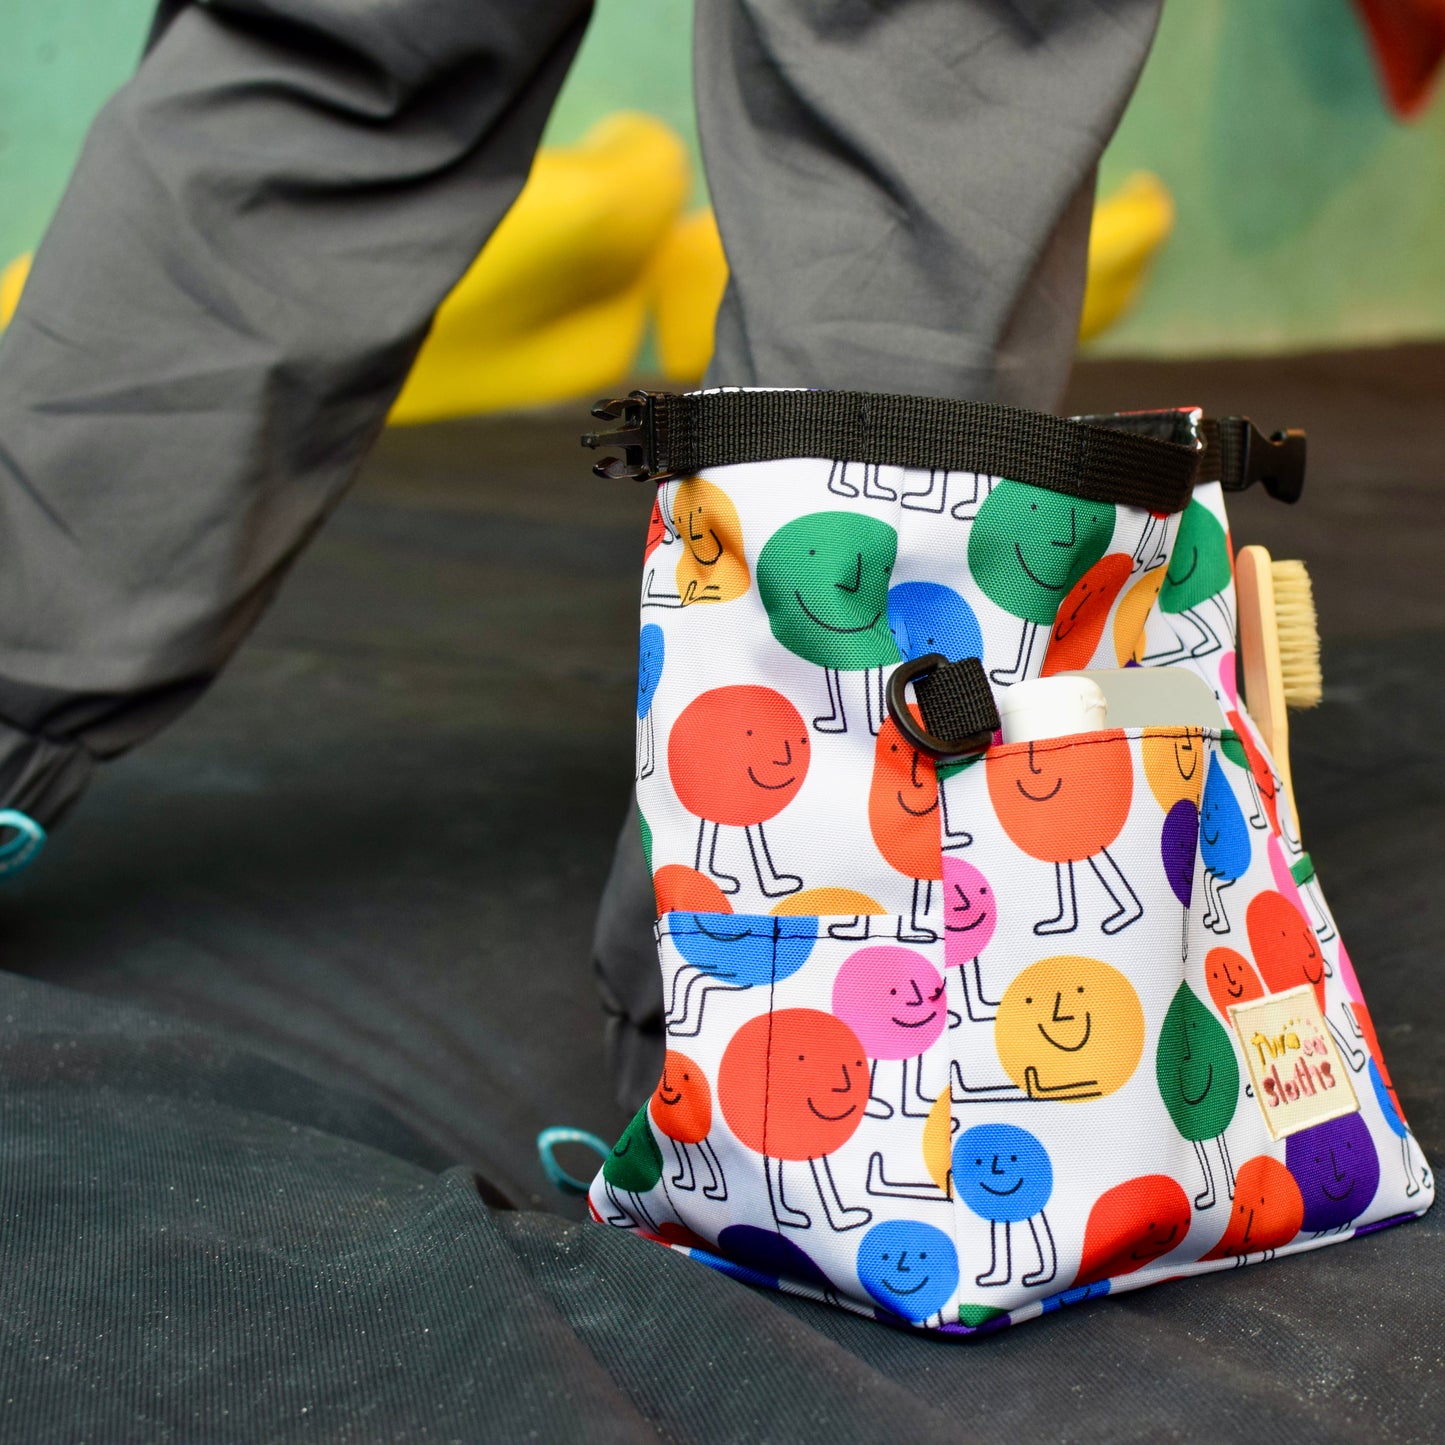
[[1229, 985, 1359, 1140]]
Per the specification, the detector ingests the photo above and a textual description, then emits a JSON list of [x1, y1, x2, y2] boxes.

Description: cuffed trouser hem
[[591, 800, 666, 1112], [0, 720, 95, 831]]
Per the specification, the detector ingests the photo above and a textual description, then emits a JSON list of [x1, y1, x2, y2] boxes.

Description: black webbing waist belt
[[583, 390, 1199, 513], [582, 391, 1306, 511]]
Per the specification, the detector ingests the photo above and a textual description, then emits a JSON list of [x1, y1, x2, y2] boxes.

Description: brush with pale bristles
[[1270, 559, 1323, 710], [1235, 546, 1323, 826]]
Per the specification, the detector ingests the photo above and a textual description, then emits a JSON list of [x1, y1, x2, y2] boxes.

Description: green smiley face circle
[[968, 481, 1116, 626], [757, 511, 902, 670]]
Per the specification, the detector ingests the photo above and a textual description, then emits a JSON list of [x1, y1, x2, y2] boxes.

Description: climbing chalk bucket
[[584, 389, 1433, 1333]]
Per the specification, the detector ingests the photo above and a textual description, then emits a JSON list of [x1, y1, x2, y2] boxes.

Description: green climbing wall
[[1094, 0, 1445, 355], [4, 0, 1445, 355]]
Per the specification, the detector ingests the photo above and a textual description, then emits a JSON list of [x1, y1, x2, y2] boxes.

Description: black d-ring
[[886, 654, 997, 760]]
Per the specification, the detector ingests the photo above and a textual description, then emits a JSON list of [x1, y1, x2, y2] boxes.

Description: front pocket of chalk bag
[[594, 910, 974, 1328]]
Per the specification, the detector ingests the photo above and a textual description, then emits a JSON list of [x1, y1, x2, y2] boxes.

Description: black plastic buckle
[[1225, 420, 1307, 504], [886, 654, 997, 761], [580, 390, 673, 481]]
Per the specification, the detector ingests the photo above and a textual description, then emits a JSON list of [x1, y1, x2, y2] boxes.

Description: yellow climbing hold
[[1078, 171, 1175, 343], [389, 112, 690, 424], [1, 254, 32, 330], [649, 208, 730, 384]]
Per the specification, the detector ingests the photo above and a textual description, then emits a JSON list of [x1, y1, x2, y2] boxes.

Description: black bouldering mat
[[1, 348, 1440, 1442]]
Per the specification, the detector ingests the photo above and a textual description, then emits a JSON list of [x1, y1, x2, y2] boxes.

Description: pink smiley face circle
[[832, 946, 946, 1060], [942, 856, 998, 968]]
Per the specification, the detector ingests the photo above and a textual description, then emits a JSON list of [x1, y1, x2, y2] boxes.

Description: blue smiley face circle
[[952, 1123, 1054, 1223], [856, 1219, 960, 1322], [637, 624, 666, 719]]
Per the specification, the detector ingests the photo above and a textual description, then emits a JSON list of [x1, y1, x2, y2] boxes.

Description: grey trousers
[[0, 0, 1162, 1104]]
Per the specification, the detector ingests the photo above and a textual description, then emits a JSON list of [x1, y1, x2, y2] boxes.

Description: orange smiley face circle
[[669, 685, 810, 827], [985, 731, 1134, 863], [718, 1008, 869, 1161], [650, 1049, 713, 1145]]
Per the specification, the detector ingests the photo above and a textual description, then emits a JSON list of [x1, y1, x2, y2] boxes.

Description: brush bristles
[[1271, 559, 1323, 708]]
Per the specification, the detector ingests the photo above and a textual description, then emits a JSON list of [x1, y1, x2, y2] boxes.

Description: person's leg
[[593, 0, 1163, 1108], [0, 0, 594, 830], [698, 0, 1162, 404]]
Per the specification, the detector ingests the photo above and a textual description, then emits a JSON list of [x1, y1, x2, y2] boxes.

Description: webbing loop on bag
[[0, 809, 46, 878], [887, 654, 1000, 760], [582, 389, 1204, 514], [536, 1126, 611, 1195]]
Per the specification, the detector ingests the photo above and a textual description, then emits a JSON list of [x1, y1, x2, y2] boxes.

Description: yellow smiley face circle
[[1141, 726, 1205, 813], [995, 955, 1145, 1101]]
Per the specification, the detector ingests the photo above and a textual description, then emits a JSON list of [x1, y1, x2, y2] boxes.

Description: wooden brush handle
[[1235, 544, 1297, 820]]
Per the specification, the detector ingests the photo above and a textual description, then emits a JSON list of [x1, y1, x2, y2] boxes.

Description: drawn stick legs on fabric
[[1132, 512, 1169, 572], [1300, 880, 1337, 944], [940, 786, 974, 848], [888, 467, 990, 518], [638, 710, 656, 780], [1144, 594, 1235, 663], [664, 969, 742, 1038], [765, 1154, 872, 1233], [745, 823, 803, 897], [695, 819, 740, 894], [1035, 861, 1079, 936], [667, 1136, 728, 1201], [604, 1181, 659, 1233], [959, 957, 1002, 1022], [1325, 1012, 1368, 1072], [899, 469, 947, 512], [1202, 868, 1236, 934], [812, 1155, 872, 1231], [766, 1156, 811, 1229], [975, 1214, 1057, 1289], [867, 1056, 936, 1121], [991, 619, 1043, 686], [898, 877, 938, 943], [1191, 1133, 1236, 1211], [1090, 848, 1144, 934], [865, 1153, 950, 1203], [828, 460, 898, 503]]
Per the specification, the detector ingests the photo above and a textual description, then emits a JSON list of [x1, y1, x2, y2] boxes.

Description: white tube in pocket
[[996, 675, 1109, 744]]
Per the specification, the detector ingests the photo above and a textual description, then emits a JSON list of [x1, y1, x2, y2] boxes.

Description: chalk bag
[[579, 388, 1434, 1334]]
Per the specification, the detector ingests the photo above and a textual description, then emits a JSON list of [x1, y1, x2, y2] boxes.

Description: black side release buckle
[[580, 390, 673, 481], [1223, 419, 1307, 504], [886, 655, 999, 760]]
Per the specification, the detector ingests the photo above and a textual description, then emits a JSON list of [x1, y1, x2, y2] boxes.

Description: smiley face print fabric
[[590, 447, 1434, 1335]]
